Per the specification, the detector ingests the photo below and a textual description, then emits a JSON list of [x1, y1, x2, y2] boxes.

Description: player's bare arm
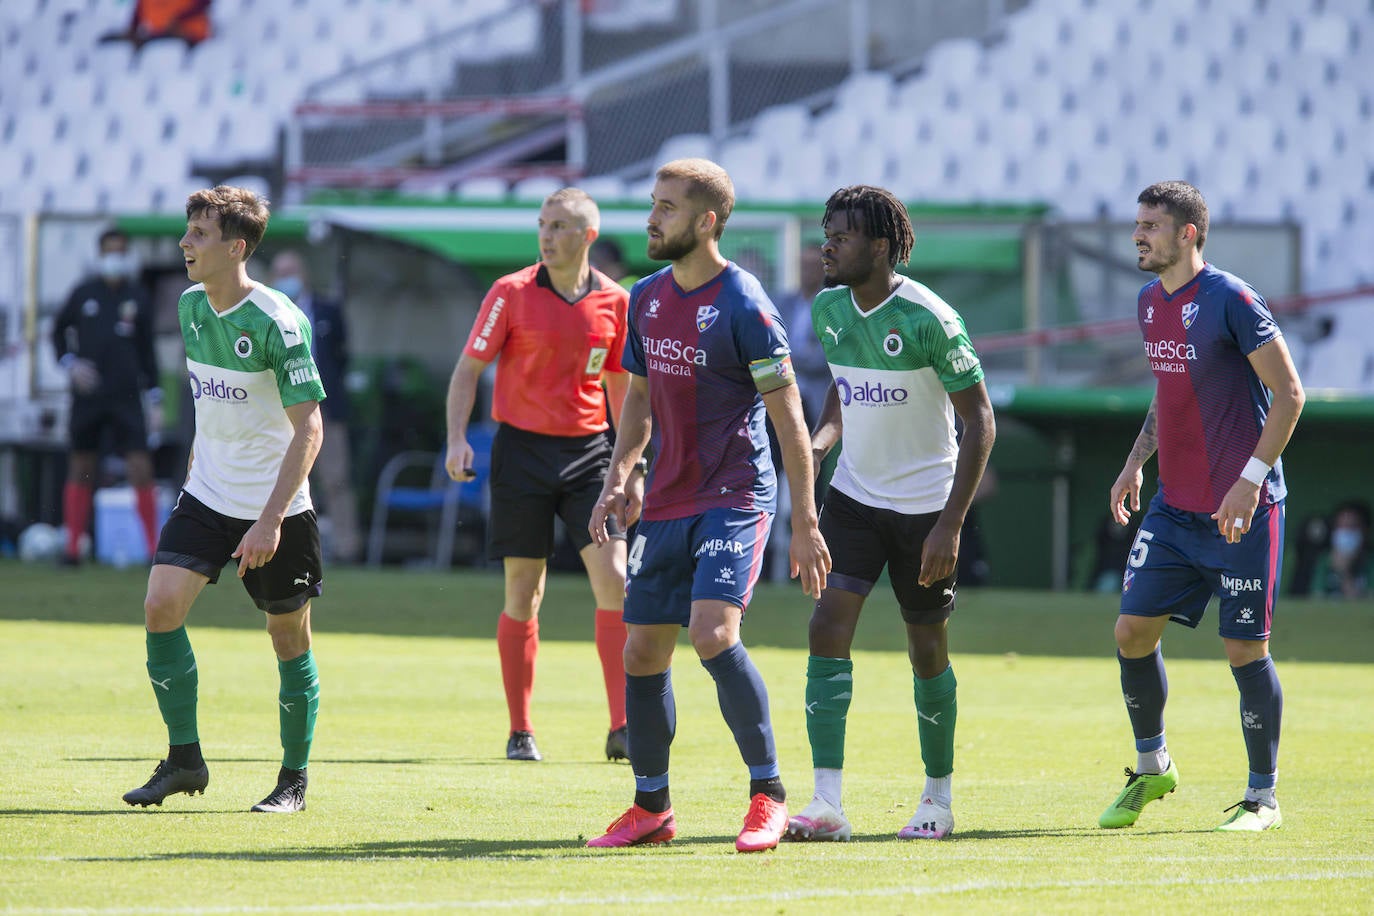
[[1212, 337, 1305, 543], [235, 399, 323, 578], [762, 382, 831, 599], [1111, 393, 1158, 525], [444, 353, 488, 481], [590, 374, 652, 545], [920, 381, 996, 587], [809, 382, 843, 480], [603, 368, 630, 431]]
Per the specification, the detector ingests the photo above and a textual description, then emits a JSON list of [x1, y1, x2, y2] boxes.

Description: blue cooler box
[[94, 486, 174, 566]]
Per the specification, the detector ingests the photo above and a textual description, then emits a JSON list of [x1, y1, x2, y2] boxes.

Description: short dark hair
[[1138, 180, 1209, 252], [185, 185, 271, 258], [822, 185, 915, 267], [98, 227, 129, 251]]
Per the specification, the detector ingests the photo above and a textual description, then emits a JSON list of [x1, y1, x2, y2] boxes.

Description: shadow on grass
[[50, 836, 757, 861], [5, 560, 1372, 662]]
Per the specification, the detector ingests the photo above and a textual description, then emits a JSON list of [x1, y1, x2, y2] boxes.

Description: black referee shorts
[[69, 394, 148, 454], [487, 423, 623, 560]]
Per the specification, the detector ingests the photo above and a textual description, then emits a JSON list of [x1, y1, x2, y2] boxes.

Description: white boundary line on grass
[[7, 868, 1374, 914]]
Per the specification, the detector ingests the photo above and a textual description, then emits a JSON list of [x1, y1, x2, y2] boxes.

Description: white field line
[[4, 868, 1374, 914]]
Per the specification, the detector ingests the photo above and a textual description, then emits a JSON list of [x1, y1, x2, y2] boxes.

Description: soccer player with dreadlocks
[[784, 185, 995, 842]]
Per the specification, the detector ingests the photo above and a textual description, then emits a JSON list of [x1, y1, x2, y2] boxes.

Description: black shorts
[[154, 490, 323, 614], [487, 423, 623, 559], [69, 394, 147, 453], [819, 486, 956, 625]]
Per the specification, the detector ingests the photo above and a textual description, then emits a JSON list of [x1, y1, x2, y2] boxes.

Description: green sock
[[146, 627, 198, 745], [278, 651, 320, 770], [913, 665, 957, 779], [805, 656, 853, 770]]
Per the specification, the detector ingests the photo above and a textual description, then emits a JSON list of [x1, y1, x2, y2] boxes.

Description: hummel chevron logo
[[150, 677, 172, 691], [917, 710, 941, 725], [1124, 693, 1140, 709]]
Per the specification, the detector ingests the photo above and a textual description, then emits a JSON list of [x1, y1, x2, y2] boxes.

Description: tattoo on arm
[[1128, 400, 1158, 466]]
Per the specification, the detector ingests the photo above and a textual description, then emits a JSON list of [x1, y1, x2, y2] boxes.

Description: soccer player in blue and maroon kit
[[585, 158, 831, 852], [1099, 181, 1304, 832]]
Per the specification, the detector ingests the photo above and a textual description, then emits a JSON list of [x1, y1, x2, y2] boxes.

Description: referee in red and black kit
[[445, 188, 638, 764]]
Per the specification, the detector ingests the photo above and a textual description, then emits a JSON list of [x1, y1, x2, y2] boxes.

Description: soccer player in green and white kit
[[122, 186, 326, 814], [784, 186, 994, 842]]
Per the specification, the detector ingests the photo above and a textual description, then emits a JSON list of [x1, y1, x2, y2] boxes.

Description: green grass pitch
[[2, 561, 1372, 913]]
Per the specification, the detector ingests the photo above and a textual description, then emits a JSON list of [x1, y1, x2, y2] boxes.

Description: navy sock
[[1231, 655, 1283, 785], [626, 670, 675, 804], [1118, 648, 1168, 742], [700, 641, 779, 779]]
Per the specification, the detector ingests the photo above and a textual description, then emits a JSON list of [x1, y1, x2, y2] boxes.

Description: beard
[[648, 226, 698, 262]]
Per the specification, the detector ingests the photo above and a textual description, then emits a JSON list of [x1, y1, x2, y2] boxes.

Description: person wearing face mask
[[51, 227, 161, 566], [1311, 501, 1373, 600], [267, 250, 360, 565]]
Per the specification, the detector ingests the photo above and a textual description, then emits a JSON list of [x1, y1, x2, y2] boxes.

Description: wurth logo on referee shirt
[[472, 296, 506, 352]]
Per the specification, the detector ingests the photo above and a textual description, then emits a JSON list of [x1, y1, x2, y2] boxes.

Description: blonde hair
[[543, 187, 600, 231], [656, 158, 735, 239], [185, 185, 271, 258]]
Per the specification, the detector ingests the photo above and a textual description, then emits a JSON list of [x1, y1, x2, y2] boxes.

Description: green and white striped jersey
[[812, 276, 983, 514], [178, 282, 326, 520]]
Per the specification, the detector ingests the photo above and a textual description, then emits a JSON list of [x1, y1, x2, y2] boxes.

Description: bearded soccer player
[[1099, 181, 1304, 832], [445, 188, 633, 763], [124, 186, 325, 813], [783, 186, 994, 843], [585, 158, 831, 852]]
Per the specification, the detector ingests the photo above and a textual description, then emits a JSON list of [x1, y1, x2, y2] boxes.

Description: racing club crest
[[696, 304, 719, 331]]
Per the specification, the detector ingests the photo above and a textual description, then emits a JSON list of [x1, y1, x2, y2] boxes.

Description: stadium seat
[[365, 423, 494, 568], [510, 175, 562, 201], [454, 176, 509, 201]]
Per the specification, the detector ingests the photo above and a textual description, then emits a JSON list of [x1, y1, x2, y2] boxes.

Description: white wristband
[[1240, 456, 1271, 486]]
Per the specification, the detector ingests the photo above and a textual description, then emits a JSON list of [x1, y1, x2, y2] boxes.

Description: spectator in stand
[[269, 251, 360, 564], [52, 228, 161, 566], [101, 0, 213, 51], [1309, 500, 1373, 600]]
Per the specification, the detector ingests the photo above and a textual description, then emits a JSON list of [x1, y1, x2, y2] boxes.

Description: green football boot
[[1215, 799, 1282, 832], [1098, 761, 1179, 828]]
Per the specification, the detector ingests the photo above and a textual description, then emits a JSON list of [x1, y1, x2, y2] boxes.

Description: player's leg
[[124, 492, 237, 806], [486, 426, 559, 759], [889, 508, 959, 839], [579, 539, 630, 755], [561, 434, 630, 756], [499, 557, 547, 759], [1214, 500, 1284, 831], [124, 563, 211, 805], [587, 519, 685, 847], [242, 509, 323, 813], [789, 490, 880, 841], [61, 449, 98, 563], [587, 621, 680, 847], [112, 396, 158, 559], [1100, 498, 1207, 827]]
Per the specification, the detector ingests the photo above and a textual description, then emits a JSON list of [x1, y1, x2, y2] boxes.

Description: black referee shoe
[[251, 766, 308, 813], [605, 725, 629, 761], [122, 759, 210, 807], [506, 731, 542, 761]]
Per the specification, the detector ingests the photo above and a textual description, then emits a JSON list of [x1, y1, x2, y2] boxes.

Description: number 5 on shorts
[[1128, 529, 1154, 568]]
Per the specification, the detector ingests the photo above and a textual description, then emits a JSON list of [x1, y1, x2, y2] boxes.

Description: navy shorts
[[487, 423, 622, 559], [1120, 492, 1284, 640], [623, 507, 773, 626], [69, 394, 147, 454], [820, 486, 955, 625], [155, 490, 323, 614]]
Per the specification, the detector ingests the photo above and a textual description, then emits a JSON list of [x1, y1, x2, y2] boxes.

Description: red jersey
[[464, 264, 629, 437]]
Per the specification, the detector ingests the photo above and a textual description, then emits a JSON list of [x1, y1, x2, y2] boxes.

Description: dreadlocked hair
[[822, 185, 914, 267]]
